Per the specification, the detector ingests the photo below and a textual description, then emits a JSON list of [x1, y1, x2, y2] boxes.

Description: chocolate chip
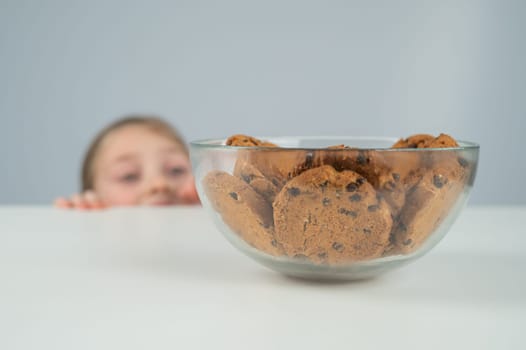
[[346, 183, 358, 192], [322, 198, 331, 206], [287, 187, 301, 196], [320, 180, 329, 189], [433, 174, 447, 188], [357, 152, 368, 165], [392, 173, 401, 182], [339, 208, 357, 217], [271, 239, 278, 247], [229, 192, 238, 200], [363, 228, 372, 235], [271, 178, 280, 187], [241, 174, 253, 183], [368, 205, 379, 212], [332, 242, 344, 252], [383, 181, 396, 192], [403, 238, 413, 246], [356, 177, 366, 186], [349, 194, 362, 202], [318, 252, 328, 259], [458, 157, 469, 168], [398, 222, 408, 232]]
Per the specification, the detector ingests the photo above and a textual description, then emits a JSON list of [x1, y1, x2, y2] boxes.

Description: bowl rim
[[190, 136, 480, 152]]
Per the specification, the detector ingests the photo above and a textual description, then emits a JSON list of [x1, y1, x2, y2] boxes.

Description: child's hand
[[54, 190, 107, 210]]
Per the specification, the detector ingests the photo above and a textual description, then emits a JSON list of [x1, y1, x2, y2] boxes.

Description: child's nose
[[148, 175, 172, 194]]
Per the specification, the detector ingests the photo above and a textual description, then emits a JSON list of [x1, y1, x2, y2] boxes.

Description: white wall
[[1, 0, 524, 204]]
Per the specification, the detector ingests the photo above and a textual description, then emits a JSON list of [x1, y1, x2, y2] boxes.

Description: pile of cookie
[[203, 134, 472, 265]]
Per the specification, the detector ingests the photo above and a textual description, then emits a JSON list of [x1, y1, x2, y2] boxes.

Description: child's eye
[[120, 173, 140, 183], [168, 167, 187, 177]]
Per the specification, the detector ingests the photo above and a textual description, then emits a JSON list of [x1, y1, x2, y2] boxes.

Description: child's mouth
[[146, 197, 176, 206]]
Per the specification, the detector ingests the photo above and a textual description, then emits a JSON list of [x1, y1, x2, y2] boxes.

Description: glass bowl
[[190, 136, 479, 281]]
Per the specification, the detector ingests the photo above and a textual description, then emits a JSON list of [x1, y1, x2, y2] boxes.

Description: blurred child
[[54, 115, 200, 210]]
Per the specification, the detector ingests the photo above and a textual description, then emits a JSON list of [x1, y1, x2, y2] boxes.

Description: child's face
[[92, 125, 199, 206]]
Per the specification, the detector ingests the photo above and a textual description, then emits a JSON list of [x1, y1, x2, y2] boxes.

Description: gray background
[[0, 0, 524, 205]]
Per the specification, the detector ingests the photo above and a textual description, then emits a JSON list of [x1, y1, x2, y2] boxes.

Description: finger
[[71, 193, 89, 210], [83, 191, 106, 210], [83, 191, 98, 206], [54, 197, 73, 209]]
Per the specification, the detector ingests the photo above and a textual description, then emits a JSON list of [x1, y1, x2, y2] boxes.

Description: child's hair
[[81, 115, 188, 191]]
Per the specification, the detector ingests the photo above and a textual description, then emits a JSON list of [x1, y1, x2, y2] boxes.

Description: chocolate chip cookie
[[233, 148, 314, 199], [392, 134, 435, 148], [273, 165, 393, 264], [202, 170, 283, 256], [233, 159, 280, 203], [312, 147, 407, 215], [226, 134, 277, 147], [390, 166, 465, 254]]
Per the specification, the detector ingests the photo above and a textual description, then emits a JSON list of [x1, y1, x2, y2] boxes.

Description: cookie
[[202, 170, 283, 256], [313, 147, 407, 215], [233, 159, 280, 203], [373, 171, 407, 216], [249, 149, 313, 185], [425, 135, 467, 176], [226, 134, 277, 147], [392, 134, 435, 148], [232, 148, 314, 198], [390, 166, 465, 254], [419, 133, 459, 148], [273, 165, 393, 264], [311, 147, 388, 186], [341, 151, 409, 216], [393, 133, 462, 168], [226, 134, 312, 194]]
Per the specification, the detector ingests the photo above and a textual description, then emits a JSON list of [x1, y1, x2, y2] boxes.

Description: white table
[[1, 206, 524, 350]]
